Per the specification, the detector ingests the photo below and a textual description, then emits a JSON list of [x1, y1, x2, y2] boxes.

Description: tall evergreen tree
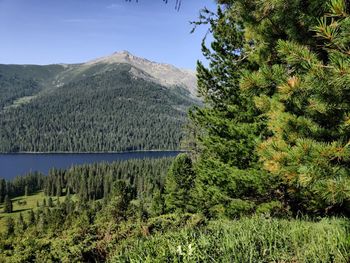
[[188, 0, 345, 217], [48, 197, 53, 208], [253, 0, 350, 215], [5, 217, 15, 236], [150, 189, 165, 216], [56, 179, 62, 197], [165, 153, 196, 213], [0, 179, 6, 203], [79, 175, 88, 202], [107, 180, 134, 222], [3, 195, 13, 213], [17, 212, 27, 232], [28, 209, 36, 225]]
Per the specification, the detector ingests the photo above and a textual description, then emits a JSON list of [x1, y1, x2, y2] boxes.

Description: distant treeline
[[0, 172, 44, 203], [0, 158, 173, 204], [44, 158, 173, 201]]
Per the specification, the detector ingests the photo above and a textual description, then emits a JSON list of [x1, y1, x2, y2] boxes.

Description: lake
[[0, 151, 181, 180]]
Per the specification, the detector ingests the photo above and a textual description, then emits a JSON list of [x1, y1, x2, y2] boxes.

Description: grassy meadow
[[0, 191, 69, 233], [111, 216, 350, 262]]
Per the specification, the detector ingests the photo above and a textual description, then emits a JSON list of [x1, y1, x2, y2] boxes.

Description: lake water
[[0, 151, 181, 180]]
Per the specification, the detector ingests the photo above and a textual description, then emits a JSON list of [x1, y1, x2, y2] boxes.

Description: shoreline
[[0, 150, 185, 155]]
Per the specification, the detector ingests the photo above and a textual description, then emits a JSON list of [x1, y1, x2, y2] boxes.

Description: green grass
[[0, 192, 69, 233], [111, 216, 350, 263], [3, 95, 37, 110]]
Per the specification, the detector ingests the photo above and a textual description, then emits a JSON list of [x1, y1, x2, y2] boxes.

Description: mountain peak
[[112, 50, 133, 57], [117, 50, 130, 54], [87, 50, 144, 65], [85, 51, 197, 97]]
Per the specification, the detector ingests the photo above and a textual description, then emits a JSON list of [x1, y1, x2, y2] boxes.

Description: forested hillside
[[0, 64, 65, 110], [0, 60, 198, 152]]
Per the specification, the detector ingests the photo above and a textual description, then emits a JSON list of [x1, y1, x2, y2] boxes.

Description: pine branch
[[125, 0, 183, 11]]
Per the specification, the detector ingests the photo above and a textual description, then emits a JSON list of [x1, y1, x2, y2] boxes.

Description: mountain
[[0, 52, 199, 152], [86, 51, 197, 97]]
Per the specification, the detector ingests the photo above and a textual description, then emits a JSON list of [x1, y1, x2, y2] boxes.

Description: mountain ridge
[[85, 51, 197, 97], [0, 55, 199, 153], [0, 51, 197, 97]]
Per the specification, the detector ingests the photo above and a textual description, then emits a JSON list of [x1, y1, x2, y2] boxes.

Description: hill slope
[[0, 53, 198, 152]]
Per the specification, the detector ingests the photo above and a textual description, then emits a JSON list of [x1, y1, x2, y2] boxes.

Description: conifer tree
[[107, 180, 134, 222], [37, 212, 47, 232], [56, 179, 62, 197], [165, 153, 195, 213], [65, 188, 74, 214], [5, 217, 15, 236], [25, 185, 29, 196], [48, 197, 53, 208], [3, 195, 13, 213], [0, 179, 5, 203], [66, 187, 71, 200], [79, 175, 88, 202], [150, 189, 165, 216], [103, 173, 112, 199], [28, 209, 36, 225], [253, 0, 350, 215], [189, 0, 342, 217], [17, 212, 27, 232]]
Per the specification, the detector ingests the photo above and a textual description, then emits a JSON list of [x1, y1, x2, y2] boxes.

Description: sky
[[0, 0, 216, 69]]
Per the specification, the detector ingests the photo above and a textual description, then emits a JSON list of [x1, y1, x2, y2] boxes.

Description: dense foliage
[[0, 158, 173, 261], [0, 64, 197, 152], [254, 1, 350, 215], [187, 0, 350, 217], [1, 158, 349, 262], [1, 0, 350, 261], [44, 157, 173, 202]]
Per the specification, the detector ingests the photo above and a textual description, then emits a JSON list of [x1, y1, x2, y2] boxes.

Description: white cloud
[[107, 3, 122, 9]]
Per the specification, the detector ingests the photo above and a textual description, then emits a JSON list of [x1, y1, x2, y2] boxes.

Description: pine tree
[[56, 179, 62, 197], [150, 189, 165, 216], [3, 195, 13, 213], [79, 175, 88, 202], [5, 217, 15, 236], [254, 0, 350, 215], [37, 212, 47, 232], [0, 179, 6, 203], [103, 172, 113, 199], [17, 212, 27, 232], [66, 187, 71, 201], [48, 197, 53, 208], [188, 0, 338, 217], [28, 209, 36, 225], [107, 180, 134, 222], [165, 153, 196, 213]]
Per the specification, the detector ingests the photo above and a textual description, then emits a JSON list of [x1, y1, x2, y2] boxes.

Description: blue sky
[[0, 0, 216, 69]]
